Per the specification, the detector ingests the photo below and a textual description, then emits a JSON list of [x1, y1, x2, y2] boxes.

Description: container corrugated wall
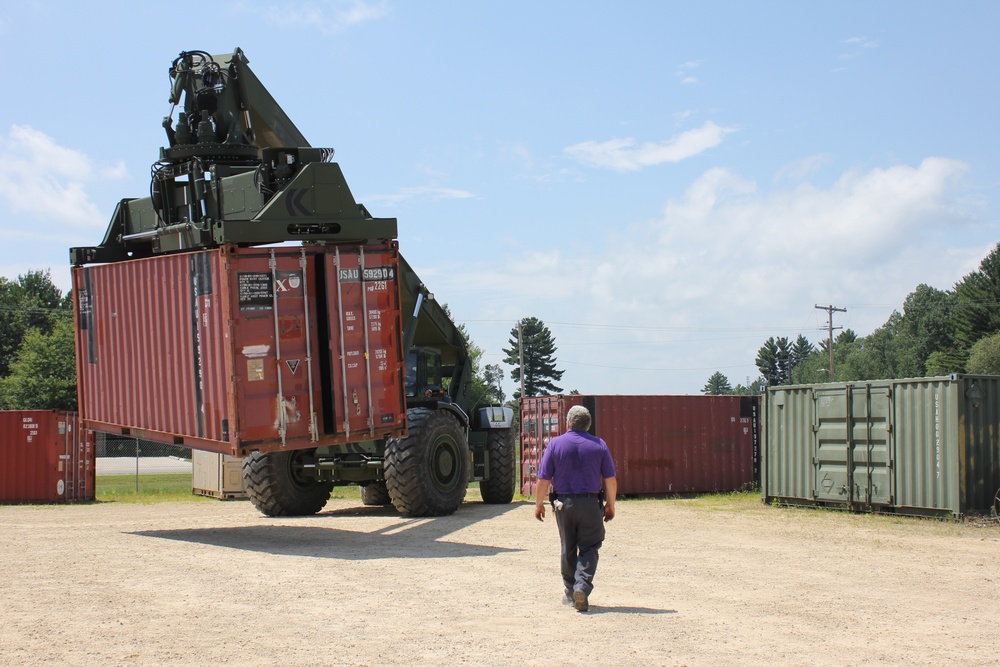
[[521, 394, 759, 497], [0, 410, 94, 503], [76, 251, 227, 441], [74, 243, 407, 457], [762, 375, 1000, 517]]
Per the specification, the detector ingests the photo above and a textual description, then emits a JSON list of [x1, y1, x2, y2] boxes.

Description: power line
[[815, 304, 846, 381]]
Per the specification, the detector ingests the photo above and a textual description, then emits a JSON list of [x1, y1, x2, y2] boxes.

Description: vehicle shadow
[[130, 501, 528, 561]]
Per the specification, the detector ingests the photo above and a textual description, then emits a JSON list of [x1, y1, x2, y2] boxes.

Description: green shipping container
[[762, 375, 1000, 518]]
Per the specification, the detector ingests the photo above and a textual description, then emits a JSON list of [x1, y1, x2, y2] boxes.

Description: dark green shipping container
[[762, 375, 1000, 518]]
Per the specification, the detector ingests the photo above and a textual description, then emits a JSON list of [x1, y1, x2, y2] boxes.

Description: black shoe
[[573, 589, 589, 612], [562, 590, 574, 606]]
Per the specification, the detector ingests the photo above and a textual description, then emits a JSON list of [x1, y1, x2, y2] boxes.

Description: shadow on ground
[[586, 606, 677, 616], [130, 501, 526, 560]]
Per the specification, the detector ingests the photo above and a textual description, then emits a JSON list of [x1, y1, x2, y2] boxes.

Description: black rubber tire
[[242, 449, 333, 517], [479, 428, 515, 504], [384, 408, 469, 517], [359, 480, 392, 506]]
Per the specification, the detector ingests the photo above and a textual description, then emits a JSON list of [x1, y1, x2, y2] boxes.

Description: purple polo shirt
[[537, 429, 616, 494]]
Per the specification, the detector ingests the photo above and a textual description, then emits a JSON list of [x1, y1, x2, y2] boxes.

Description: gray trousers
[[554, 496, 606, 595]]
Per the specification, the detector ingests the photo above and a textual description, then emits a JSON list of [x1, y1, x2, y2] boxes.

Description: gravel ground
[[0, 496, 998, 666]]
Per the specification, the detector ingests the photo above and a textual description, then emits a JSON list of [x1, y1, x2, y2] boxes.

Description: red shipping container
[[520, 395, 760, 497], [0, 410, 94, 503], [73, 243, 407, 457]]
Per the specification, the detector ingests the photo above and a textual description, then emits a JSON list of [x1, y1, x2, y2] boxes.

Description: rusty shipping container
[[73, 243, 407, 457], [0, 410, 94, 503], [520, 395, 760, 497]]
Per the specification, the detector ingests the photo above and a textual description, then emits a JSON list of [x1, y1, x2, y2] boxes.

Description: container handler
[[70, 49, 514, 517]]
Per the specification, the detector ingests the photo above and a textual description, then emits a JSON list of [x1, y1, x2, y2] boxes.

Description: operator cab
[[405, 346, 448, 404]]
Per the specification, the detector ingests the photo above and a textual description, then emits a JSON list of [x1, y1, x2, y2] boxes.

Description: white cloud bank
[[433, 157, 987, 393], [0, 125, 126, 231], [364, 185, 476, 207], [564, 121, 735, 171]]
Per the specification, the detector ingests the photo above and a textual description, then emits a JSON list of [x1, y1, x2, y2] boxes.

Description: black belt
[[556, 493, 599, 498]]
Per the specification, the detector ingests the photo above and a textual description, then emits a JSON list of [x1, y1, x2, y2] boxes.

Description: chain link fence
[[96, 433, 193, 479]]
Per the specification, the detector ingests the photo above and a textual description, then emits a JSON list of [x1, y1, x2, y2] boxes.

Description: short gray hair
[[567, 405, 591, 431]]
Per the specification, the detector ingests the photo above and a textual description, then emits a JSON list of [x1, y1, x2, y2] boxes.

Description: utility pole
[[815, 304, 846, 382], [517, 319, 525, 399]]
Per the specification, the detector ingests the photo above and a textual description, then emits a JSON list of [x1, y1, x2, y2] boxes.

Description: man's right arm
[[534, 478, 550, 522]]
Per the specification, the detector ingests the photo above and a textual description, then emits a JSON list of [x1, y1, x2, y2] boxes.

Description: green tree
[[702, 371, 734, 395], [502, 317, 564, 398], [481, 363, 506, 404], [445, 308, 507, 408], [925, 349, 966, 376], [755, 337, 793, 386], [0, 318, 77, 410], [733, 377, 767, 395], [966, 332, 1000, 374], [952, 242, 1000, 352], [790, 335, 814, 371], [0, 270, 68, 377], [836, 312, 912, 381], [790, 349, 830, 385], [899, 284, 956, 375]]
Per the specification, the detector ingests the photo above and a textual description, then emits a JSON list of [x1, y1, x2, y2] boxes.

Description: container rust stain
[[73, 243, 407, 457], [0, 410, 94, 503], [520, 395, 760, 497]]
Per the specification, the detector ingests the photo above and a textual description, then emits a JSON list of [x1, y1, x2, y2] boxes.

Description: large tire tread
[[243, 450, 333, 517], [384, 408, 469, 517], [480, 428, 515, 504], [359, 480, 392, 506]]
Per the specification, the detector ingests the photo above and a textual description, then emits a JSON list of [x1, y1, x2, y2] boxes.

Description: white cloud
[[839, 36, 879, 60], [0, 125, 126, 230], [564, 121, 736, 172], [364, 185, 476, 207], [675, 60, 701, 85], [431, 157, 985, 394], [252, 0, 390, 34], [773, 154, 831, 184]]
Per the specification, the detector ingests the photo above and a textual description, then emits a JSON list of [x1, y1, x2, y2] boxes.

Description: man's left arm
[[602, 476, 616, 522]]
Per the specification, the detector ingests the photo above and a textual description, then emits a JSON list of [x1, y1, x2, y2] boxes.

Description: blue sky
[[1, 1, 997, 398]]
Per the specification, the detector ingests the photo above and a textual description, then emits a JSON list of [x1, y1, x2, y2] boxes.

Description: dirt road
[[1, 496, 997, 666]]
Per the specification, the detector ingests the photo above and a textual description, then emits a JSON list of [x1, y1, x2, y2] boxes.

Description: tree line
[[703, 242, 1000, 394], [0, 270, 76, 410]]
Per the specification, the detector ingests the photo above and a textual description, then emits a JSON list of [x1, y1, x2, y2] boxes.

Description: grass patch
[[96, 476, 393, 504], [97, 474, 211, 503]]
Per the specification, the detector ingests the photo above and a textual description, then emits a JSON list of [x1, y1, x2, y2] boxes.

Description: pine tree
[[953, 242, 1000, 351], [702, 372, 734, 395], [502, 317, 564, 397], [756, 337, 794, 386]]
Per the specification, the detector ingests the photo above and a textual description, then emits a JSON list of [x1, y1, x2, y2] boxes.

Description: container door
[[813, 384, 894, 509], [231, 248, 322, 446], [812, 387, 852, 504], [324, 246, 406, 439], [850, 384, 893, 508], [519, 396, 564, 497]]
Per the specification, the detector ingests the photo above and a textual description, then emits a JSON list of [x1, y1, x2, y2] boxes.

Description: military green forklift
[[70, 49, 514, 517]]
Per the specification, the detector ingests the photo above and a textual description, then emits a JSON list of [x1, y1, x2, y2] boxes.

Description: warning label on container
[[247, 358, 265, 381], [237, 273, 272, 312]]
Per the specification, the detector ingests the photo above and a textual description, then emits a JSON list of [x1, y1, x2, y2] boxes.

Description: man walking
[[534, 405, 616, 612]]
